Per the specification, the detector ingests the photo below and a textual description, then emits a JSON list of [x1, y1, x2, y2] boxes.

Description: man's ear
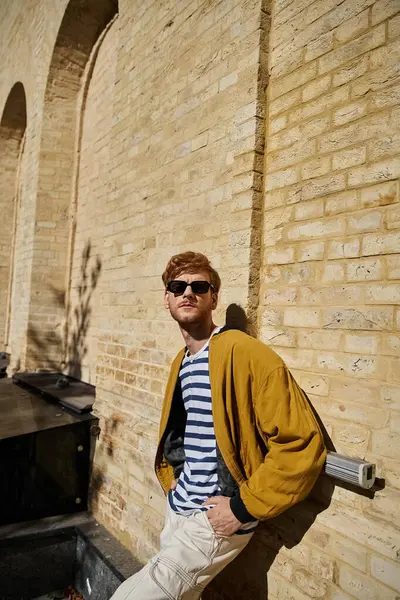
[[164, 290, 170, 310], [211, 292, 218, 311]]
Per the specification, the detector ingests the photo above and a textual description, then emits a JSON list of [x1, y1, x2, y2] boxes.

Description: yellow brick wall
[[92, 0, 268, 561], [0, 0, 399, 598], [67, 17, 119, 384], [259, 1, 400, 598]]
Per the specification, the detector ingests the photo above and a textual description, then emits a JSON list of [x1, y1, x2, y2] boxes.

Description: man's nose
[[182, 284, 195, 298]]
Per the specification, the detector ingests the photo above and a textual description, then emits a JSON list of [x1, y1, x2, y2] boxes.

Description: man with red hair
[[111, 251, 326, 599]]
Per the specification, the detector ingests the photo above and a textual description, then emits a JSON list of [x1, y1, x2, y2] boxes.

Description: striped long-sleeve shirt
[[169, 338, 219, 514], [169, 330, 257, 534]]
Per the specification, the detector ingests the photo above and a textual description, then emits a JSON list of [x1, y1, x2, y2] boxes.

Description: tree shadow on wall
[[66, 240, 101, 380], [26, 240, 101, 379], [202, 303, 336, 600]]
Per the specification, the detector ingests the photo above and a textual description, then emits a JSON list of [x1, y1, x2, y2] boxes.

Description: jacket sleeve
[[230, 366, 326, 522]]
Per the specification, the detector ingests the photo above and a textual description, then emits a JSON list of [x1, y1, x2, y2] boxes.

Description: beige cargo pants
[[110, 502, 253, 600]]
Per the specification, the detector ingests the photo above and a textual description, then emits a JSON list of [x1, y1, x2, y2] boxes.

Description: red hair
[[162, 251, 221, 293]]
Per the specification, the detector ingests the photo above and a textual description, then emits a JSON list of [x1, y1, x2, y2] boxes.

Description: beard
[[169, 304, 209, 326]]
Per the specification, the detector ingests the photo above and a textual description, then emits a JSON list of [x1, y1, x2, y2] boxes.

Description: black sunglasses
[[166, 280, 214, 295]]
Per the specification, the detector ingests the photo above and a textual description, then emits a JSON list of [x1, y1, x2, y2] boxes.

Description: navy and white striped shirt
[[169, 335, 219, 514], [169, 329, 257, 534]]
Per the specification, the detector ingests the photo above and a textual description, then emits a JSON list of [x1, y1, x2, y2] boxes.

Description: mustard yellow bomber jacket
[[155, 328, 326, 521]]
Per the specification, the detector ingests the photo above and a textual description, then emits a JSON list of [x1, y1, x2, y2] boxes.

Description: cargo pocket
[[149, 510, 219, 598]]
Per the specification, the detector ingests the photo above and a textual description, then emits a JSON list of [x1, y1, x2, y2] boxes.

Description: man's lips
[[179, 303, 196, 308]]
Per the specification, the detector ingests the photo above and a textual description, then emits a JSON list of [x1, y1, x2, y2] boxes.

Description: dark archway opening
[[0, 82, 27, 353]]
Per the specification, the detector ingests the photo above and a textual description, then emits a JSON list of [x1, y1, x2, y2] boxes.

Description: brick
[[277, 347, 314, 369], [265, 247, 295, 265], [321, 263, 345, 282], [382, 335, 400, 357], [264, 189, 286, 209], [269, 88, 302, 117], [269, 115, 287, 134], [268, 576, 310, 600], [388, 13, 400, 39], [325, 191, 358, 215], [286, 216, 346, 241], [362, 232, 400, 256], [191, 132, 207, 151], [335, 421, 370, 453], [369, 131, 400, 162], [305, 31, 334, 62], [334, 8, 370, 43], [372, 0, 400, 25], [333, 55, 369, 87], [273, 0, 377, 56], [348, 210, 383, 233], [302, 74, 331, 102], [324, 395, 390, 427], [264, 287, 297, 305], [319, 113, 390, 154], [260, 309, 283, 327], [291, 370, 330, 396], [294, 568, 328, 598], [345, 333, 378, 354], [297, 329, 342, 350], [270, 62, 317, 101], [372, 430, 400, 458], [365, 283, 400, 304], [323, 307, 393, 330], [302, 157, 331, 180], [352, 60, 400, 100], [268, 139, 316, 171], [265, 167, 298, 191], [392, 356, 400, 381], [319, 24, 386, 74], [330, 534, 368, 573], [383, 457, 400, 490], [281, 263, 315, 285], [332, 146, 366, 171], [302, 173, 347, 200], [333, 102, 367, 126], [387, 256, 400, 279], [290, 86, 349, 124], [269, 115, 330, 152], [387, 204, 400, 229], [330, 377, 381, 405], [317, 351, 382, 377], [339, 564, 398, 600], [360, 181, 398, 208], [347, 257, 384, 281], [298, 240, 325, 262], [363, 485, 400, 525], [370, 555, 400, 593], [260, 327, 296, 347], [319, 505, 400, 562], [369, 82, 400, 111], [219, 70, 238, 91], [294, 199, 324, 221], [284, 307, 320, 327]]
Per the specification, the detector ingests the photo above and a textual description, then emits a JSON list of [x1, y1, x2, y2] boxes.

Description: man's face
[[164, 271, 218, 325]]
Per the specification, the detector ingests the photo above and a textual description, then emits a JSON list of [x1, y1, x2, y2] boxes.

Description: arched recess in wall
[[27, 0, 118, 373], [0, 82, 27, 351]]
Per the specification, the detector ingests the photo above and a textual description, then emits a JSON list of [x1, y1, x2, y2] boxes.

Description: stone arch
[[0, 82, 27, 350], [27, 0, 118, 370]]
